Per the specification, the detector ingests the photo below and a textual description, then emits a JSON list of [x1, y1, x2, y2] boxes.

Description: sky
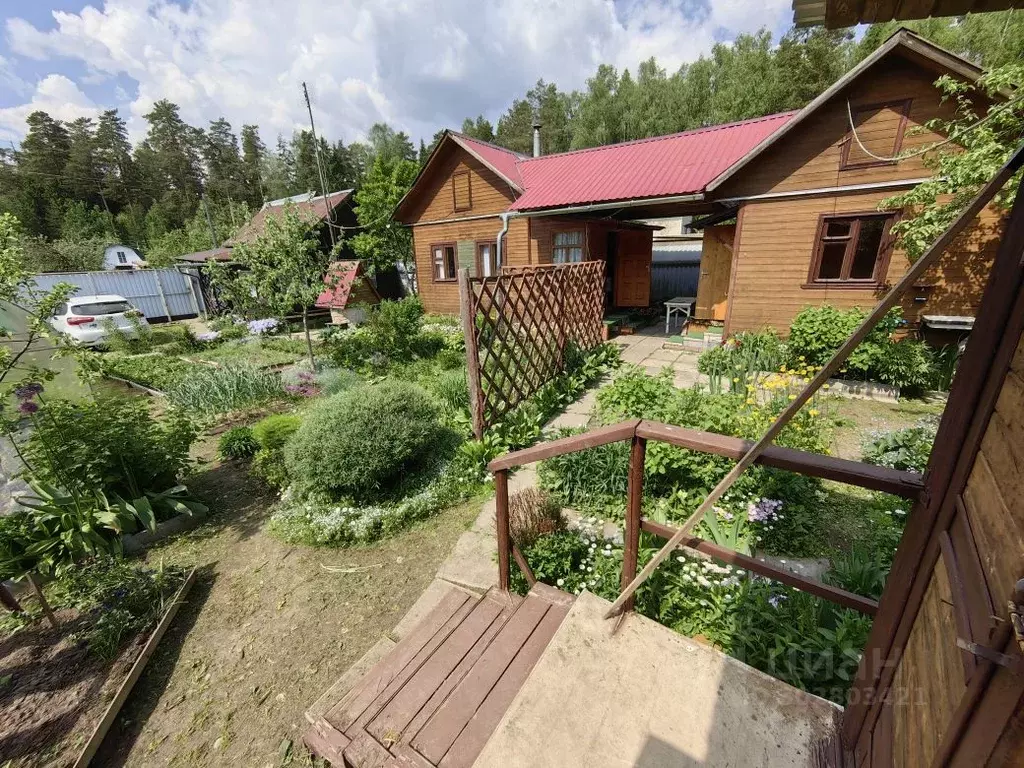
[[0, 0, 794, 148]]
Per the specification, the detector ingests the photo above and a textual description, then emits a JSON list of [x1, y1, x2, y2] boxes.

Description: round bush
[[218, 425, 259, 460], [252, 413, 302, 450], [284, 380, 443, 502]]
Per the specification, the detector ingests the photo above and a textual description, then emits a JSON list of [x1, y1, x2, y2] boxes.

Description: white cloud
[[2, 0, 791, 144], [0, 73, 98, 141]]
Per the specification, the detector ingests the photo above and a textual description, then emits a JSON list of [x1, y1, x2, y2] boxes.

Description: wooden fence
[[459, 262, 605, 438]]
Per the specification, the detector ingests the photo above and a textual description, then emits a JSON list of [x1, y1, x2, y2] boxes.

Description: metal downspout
[[496, 212, 511, 271]]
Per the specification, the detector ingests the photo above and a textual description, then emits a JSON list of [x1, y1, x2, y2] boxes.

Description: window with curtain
[[477, 241, 498, 277], [432, 243, 458, 281], [552, 230, 584, 264]]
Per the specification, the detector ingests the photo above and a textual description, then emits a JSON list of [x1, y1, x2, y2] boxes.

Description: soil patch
[[93, 458, 479, 767], [827, 395, 945, 461]]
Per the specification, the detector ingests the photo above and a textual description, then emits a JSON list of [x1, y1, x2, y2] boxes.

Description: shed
[[315, 261, 381, 326]]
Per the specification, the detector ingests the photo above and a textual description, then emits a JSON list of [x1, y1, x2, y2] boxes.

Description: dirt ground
[[826, 394, 945, 461], [93, 458, 479, 767]]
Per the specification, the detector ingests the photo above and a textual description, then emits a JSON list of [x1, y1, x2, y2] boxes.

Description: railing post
[[620, 435, 647, 613], [458, 268, 485, 440], [495, 468, 511, 592]]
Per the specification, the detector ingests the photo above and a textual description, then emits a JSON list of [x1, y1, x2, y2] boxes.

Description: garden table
[[664, 296, 696, 334]]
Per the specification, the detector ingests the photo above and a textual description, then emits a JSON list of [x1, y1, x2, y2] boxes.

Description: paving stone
[[545, 412, 590, 431], [435, 530, 498, 594], [646, 348, 683, 363]]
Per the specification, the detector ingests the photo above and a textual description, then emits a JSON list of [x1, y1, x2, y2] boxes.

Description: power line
[[302, 81, 336, 247]]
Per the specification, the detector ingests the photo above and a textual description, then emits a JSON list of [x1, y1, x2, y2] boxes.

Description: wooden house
[[396, 30, 1003, 342]]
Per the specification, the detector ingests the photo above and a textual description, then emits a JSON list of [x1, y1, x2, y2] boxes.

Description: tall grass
[[167, 364, 284, 415]]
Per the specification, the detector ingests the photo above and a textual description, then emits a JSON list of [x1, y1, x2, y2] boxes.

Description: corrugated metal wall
[[651, 262, 699, 302], [31, 268, 205, 321]]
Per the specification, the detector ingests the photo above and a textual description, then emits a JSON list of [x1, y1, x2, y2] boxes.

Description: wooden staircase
[[304, 583, 574, 768]]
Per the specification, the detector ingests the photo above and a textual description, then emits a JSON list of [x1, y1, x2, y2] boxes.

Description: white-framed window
[[477, 241, 498, 277], [432, 243, 457, 282], [552, 230, 584, 264]]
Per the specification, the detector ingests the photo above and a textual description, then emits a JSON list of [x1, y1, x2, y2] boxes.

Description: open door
[[613, 230, 651, 307], [695, 224, 734, 321]]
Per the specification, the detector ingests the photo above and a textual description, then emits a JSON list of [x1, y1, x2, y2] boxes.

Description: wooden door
[[695, 224, 734, 321], [614, 230, 651, 307], [845, 187, 1024, 768]]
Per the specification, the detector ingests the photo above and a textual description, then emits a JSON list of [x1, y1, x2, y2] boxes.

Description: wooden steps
[[304, 583, 574, 768]]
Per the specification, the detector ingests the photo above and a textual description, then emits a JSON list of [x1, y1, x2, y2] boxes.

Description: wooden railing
[[489, 420, 926, 617]]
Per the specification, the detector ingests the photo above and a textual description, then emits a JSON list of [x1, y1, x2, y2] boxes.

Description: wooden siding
[[404, 149, 516, 224], [726, 192, 1002, 334], [889, 557, 964, 768], [411, 217, 528, 315], [717, 55, 966, 200]]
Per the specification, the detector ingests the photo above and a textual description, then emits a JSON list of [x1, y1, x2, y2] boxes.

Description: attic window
[[841, 99, 912, 170], [452, 170, 472, 212]]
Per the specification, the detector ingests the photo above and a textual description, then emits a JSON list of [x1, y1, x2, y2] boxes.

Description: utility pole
[[201, 195, 219, 249], [302, 81, 336, 247]]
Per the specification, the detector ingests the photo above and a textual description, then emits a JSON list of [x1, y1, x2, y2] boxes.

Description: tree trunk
[[302, 307, 316, 371]]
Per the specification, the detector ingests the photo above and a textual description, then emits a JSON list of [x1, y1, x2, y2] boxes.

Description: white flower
[[556, 579, 564, 587], [724, 594, 732, 601], [675, 556, 685, 563]]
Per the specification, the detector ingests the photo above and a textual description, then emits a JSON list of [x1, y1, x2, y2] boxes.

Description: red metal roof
[[507, 112, 796, 211], [451, 133, 526, 190], [316, 260, 360, 309]]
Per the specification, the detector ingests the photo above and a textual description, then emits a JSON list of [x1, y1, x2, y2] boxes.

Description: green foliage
[[697, 330, 787, 393], [284, 380, 444, 503], [99, 314, 153, 354], [166, 363, 284, 415], [323, 297, 428, 370], [217, 425, 259, 460], [252, 413, 302, 450], [862, 417, 938, 473], [44, 558, 187, 660], [825, 549, 890, 601], [101, 353, 193, 391], [431, 368, 469, 413], [22, 394, 196, 501], [538, 434, 630, 509], [362, 297, 425, 358], [351, 155, 420, 274], [787, 305, 935, 390]]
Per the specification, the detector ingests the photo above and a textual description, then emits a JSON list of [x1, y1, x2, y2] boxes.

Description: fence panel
[[31, 268, 204, 321], [460, 261, 605, 437], [651, 262, 699, 302]]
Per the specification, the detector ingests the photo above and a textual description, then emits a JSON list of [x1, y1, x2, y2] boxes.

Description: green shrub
[[218, 426, 259, 460], [697, 330, 787, 393], [432, 368, 469, 412], [99, 315, 154, 354], [166, 363, 284, 415], [862, 417, 938, 472], [23, 394, 196, 501], [825, 548, 889, 601], [786, 305, 935, 390], [284, 380, 444, 503], [363, 297, 424, 358], [252, 413, 302, 450]]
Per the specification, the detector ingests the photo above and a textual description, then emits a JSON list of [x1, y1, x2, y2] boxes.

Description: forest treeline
[[1, 13, 1021, 270]]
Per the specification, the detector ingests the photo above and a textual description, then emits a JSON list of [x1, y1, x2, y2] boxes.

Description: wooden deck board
[[307, 585, 572, 768]]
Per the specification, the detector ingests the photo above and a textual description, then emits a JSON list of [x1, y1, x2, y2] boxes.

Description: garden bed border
[[72, 566, 198, 768]]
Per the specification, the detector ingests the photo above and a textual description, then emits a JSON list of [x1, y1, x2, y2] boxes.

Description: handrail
[[489, 419, 923, 498], [490, 419, 911, 616]]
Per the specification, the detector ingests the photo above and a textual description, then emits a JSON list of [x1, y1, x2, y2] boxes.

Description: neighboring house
[[315, 260, 381, 326], [103, 244, 145, 270], [396, 29, 1002, 339]]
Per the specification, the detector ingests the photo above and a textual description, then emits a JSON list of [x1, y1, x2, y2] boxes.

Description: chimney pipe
[[532, 110, 542, 158]]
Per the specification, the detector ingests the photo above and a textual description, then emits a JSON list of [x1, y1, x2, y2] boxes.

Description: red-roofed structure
[[315, 260, 381, 326]]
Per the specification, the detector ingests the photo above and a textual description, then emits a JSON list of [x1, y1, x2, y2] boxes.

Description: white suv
[[49, 294, 149, 347]]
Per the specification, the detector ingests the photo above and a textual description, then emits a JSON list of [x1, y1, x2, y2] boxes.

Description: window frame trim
[[452, 169, 472, 213], [475, 239, 498, 277], [551, 229, 586, 265], [430, 241, 459, 283], [804, 211, 899, 290], [839, 98, 913, 171]]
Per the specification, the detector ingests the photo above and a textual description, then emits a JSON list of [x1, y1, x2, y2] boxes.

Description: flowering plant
[[247, 318, 279, 335]]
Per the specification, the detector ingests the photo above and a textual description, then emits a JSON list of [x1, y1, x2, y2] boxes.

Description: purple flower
[[247, 318, 279, 335], [768, 593, 787, 608], [18, 401, 39, 415], [14, 383, 43, 400], [747, 498, 783, 524]]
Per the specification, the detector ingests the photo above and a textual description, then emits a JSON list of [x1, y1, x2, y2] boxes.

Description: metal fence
[[31, 268, 205, 322], [651, 261, 700, 302]]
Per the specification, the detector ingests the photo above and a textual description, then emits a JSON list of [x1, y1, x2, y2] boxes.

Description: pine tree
[[240, 124, 266, 207], [204, 117, 247, 205]]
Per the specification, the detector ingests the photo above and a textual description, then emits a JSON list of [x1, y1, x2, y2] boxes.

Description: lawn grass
[[192, 338, 309, 368]]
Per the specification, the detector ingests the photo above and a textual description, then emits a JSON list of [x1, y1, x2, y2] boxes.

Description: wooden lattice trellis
[[459, 261, 606, 438]]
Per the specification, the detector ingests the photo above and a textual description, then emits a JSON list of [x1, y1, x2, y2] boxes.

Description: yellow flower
[[809, 409, 819, 417], [788, 395, 797, 401], [732, 377, 740, 383], [746, 398, 755, 405], [822, 384, 831, 390]]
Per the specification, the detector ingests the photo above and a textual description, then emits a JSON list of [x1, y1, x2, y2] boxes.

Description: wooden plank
[[636, 421, 924, 497], [73, 568, 197, 768], [366, 594, 504, 744], [411, 595, 550, 763], [327, 588, 472, 731], [459, 268, 485, 439], [640, 518, 879, 615], [488, 419, 640, 471], [344, 732, 393, 768], [399, 593, 521, 747], [511, 544, 535, 587], [495, 469, 511, 592], [344, 598, 479, 738], [303, 717, 351, 767], [439, 598, 572, 768], [620, 436, 647, 612]]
